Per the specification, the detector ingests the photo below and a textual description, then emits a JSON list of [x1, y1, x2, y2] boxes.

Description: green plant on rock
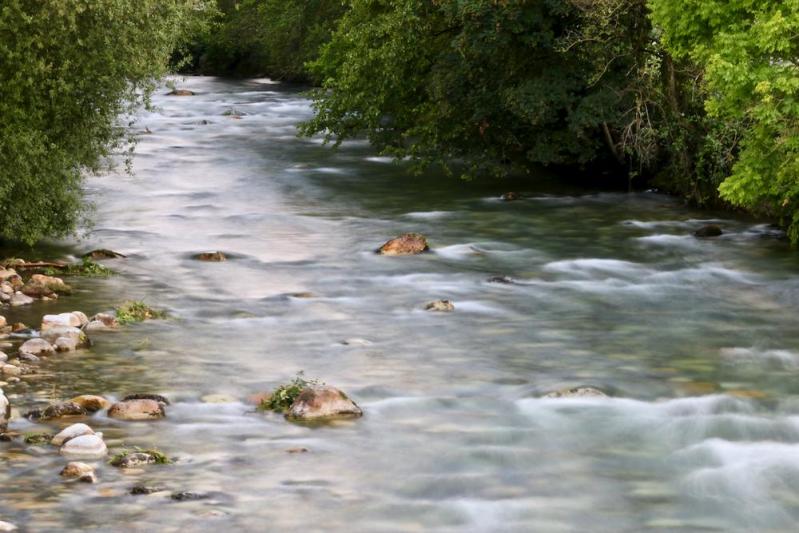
[[44, 258, 114, 278], [109, 447, 171, 466], [23, 433, 52, 445], [115, 301, 167, 325], [258, 372, 318, 413]]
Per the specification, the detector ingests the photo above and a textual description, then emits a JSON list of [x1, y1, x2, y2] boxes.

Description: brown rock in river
[[286, 385, 363, 421], [70, 395, 112, 412], [376, 233, 429, 255], [60, 461, 97, 483], [82, 249, 126, 260], [425, 300, 454, 312], [167, 89, 195, 96], [26, 401, 87, 421], [193, 251, 226, 262], [543, 387, 608, 399], [501, 192, 520, 201], [107, 399, 166, 421]]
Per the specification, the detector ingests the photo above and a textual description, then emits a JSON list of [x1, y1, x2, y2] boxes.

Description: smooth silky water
[[3, 77, 799, 531]]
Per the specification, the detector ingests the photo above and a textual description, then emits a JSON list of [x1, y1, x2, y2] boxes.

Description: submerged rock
[[52, 423, 95, 446], [17, 353, 39, 364], [18, 338, 55, 357], [694, 224, 723, 238], [376, 233, 429, 255], [82, 249, 126, 260], [171, 491, 208, 501], [286, 385, 363, 421], [167, 89, 195, 96], [54, 337, 78, 352], [131, 485, 167, 495], [108, 399, 166, 421], [60, 461, 97, 483], [425, 300, 455, 312], [542, 387, 608, 399], [60, 433, 107, 459], [487, 276, 515, 284], [500, 192, 520, 201], [26, 401, 87, 421], [193, 251, 226, 262], [41, 326, 86, 347], [69, 395, 111, 412]]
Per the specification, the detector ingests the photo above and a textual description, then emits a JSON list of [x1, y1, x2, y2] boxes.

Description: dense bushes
[[0, 0, 206, 244]]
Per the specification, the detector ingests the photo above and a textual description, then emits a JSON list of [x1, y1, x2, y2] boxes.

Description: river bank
[[2, 76, 799, 531]]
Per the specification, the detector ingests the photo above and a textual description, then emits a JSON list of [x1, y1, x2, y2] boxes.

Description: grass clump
[[110, 447, 171, 466], [115, 301, 167, 325], [258, 372, 318, 413], [45, 258, 114, 277], [24, 433, 53, 445]]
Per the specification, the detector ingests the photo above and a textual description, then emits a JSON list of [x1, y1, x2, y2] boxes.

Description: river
[[2, 77, 799, 531]]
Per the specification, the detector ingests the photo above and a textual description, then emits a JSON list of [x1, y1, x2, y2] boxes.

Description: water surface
[[3, 77, 799, 532]]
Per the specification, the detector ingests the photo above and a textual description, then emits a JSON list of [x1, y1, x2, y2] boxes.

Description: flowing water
[[3, 77, 799, 532]]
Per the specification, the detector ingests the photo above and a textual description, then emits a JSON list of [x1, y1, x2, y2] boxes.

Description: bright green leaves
[[651, 0, 799, 241], [0, 1, 208, 244]]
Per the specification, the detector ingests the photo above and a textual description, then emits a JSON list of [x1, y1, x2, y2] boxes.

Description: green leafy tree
[[651, 0, 799, 240], [0, 0, 209, 244]]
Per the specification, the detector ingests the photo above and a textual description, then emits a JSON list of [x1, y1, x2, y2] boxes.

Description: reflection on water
[[3, 77, 799, 531]]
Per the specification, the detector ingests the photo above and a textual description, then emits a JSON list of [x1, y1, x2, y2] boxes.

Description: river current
[[2, 77, 799, 531]]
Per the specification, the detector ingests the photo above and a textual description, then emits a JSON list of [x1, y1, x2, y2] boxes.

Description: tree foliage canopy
[[0, 0, 205, 244]]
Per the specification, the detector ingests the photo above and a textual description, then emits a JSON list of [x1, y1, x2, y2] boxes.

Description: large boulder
[[107, 399, 166, 421], [60, 433, 107, 459], [51, 423, 95, 446], [41, 312, 84, 331], [286, 386, 363, 421], [18, 338, 55, 356], [376, 233, 429, 256]]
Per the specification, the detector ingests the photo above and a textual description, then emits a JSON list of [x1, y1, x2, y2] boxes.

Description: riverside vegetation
[[2, 1, 799, 243]]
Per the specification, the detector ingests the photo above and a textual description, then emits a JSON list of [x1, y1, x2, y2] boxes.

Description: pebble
[[60, 462, 97, 483]]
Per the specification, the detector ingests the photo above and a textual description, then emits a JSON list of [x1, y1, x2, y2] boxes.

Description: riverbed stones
[[107, 399, 166, 421], [167, 89, 195, 96], [18, 338, 55, 357], [694, 224, 723, 238], [0, 388, 9, 430], [377, 233, 430, 255], [543, 387, 608, 399], [60, 462, 97, 483], [1, 364, 21, 377], [9, 292, 33, 307], [52, 423, 95, 446], [425, 300, 455, 312], [69, 395, 111, 412], [60, 433, 107, 459], [193, 251, 226, 262], [26, 401, 87, 421], [286, 385, 363, 421]]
